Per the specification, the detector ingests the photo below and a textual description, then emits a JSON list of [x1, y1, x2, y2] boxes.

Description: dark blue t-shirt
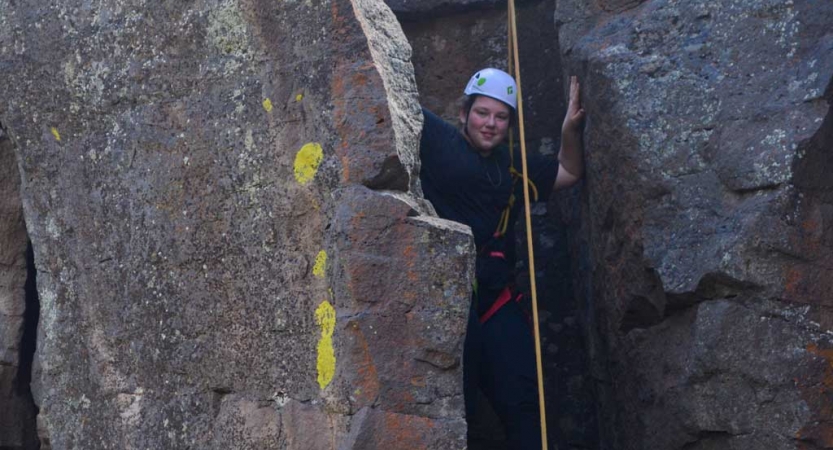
[[419, 108, 558, 259]]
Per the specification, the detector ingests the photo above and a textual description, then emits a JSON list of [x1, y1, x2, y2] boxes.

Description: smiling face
[[460, 95, 511, 155]]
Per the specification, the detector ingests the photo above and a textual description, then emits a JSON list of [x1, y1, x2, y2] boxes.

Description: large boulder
[[557, 0, 833, 448], [0, 0, 471, 448]]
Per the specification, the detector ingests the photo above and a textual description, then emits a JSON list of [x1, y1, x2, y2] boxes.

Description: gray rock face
[[0, 0, 470, 448], [557, 0, 833, 447]]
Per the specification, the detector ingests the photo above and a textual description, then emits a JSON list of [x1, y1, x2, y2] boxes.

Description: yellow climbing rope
[[507, 0, 549, 448]]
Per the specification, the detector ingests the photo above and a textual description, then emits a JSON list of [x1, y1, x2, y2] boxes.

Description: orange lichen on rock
[[796, 343, 833, 448]]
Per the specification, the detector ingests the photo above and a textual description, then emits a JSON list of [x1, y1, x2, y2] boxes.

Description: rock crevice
[[0, 126, 39, 449]]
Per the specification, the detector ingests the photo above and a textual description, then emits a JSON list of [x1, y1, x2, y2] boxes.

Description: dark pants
[[464, 289, 542, 449]]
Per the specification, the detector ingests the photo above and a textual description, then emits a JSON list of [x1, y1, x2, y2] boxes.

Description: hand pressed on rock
[[553, 75, 585, 190], [562, 76, 585, 134]]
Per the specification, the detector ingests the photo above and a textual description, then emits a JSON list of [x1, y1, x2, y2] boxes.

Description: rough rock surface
[[0, 126, 38, 449], [556, 0, 833, 448], [5, 0, 830, 448], [0, 0, 471, 448]]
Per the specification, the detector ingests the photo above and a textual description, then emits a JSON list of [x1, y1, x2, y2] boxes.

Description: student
[[419, 68, 585, 448]]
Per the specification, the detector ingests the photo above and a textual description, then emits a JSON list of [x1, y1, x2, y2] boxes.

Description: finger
[[573, 81, 582, 106], [571, 78, 581, 103], [569, 93, 580, 110]]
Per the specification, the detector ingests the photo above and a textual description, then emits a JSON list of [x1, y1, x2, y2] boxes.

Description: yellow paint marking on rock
[[315, 300, 336, 390], [293, 142, 323, 185], [295, 93, 303, 102], [262, 98, 273, 112], [51, 127, 61, 141], [313, 250, 328, 278]]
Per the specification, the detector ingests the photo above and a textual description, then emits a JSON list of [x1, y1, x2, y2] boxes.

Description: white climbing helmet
[[463, 68, 518, 110]]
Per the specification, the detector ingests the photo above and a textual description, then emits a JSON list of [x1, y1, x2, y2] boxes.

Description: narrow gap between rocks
[[18, 243, 38, 399], [16, 242, 41, 450], [395, 2, 601, 448], [0, 122, 40, 450]]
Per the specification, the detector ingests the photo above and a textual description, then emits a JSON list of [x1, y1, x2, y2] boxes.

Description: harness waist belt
[[479, 286, 522, 324]]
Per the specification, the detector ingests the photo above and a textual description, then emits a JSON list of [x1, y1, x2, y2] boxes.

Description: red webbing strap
[[478, 286, 521, 324]]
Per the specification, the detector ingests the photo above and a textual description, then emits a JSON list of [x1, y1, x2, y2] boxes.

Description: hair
[[458, 94, 477, 119]]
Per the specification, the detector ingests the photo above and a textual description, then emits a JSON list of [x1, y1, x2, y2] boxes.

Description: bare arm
[[554, 76, 585, 191]]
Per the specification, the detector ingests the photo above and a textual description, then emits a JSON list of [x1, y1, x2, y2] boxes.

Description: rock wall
[[0, 0, 471, 448], [0, 125, 38, 449], [557, 0, 833, 448], [4, 0, 829, 448]]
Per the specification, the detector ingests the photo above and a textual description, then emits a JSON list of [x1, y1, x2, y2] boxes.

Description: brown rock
[[339, 406, 466, 450]]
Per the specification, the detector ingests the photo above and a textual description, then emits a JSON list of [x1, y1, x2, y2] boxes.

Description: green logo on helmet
[[507, 86, 514, 95], [477, 77, 487, 87]]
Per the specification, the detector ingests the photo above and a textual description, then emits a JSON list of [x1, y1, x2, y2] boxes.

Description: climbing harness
[[494, 143, 539, 237], [507, 0, 549, 447], [479, 286, 524, 324]]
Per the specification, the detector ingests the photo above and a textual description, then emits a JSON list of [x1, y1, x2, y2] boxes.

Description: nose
[[485, 114, 496, 128]]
